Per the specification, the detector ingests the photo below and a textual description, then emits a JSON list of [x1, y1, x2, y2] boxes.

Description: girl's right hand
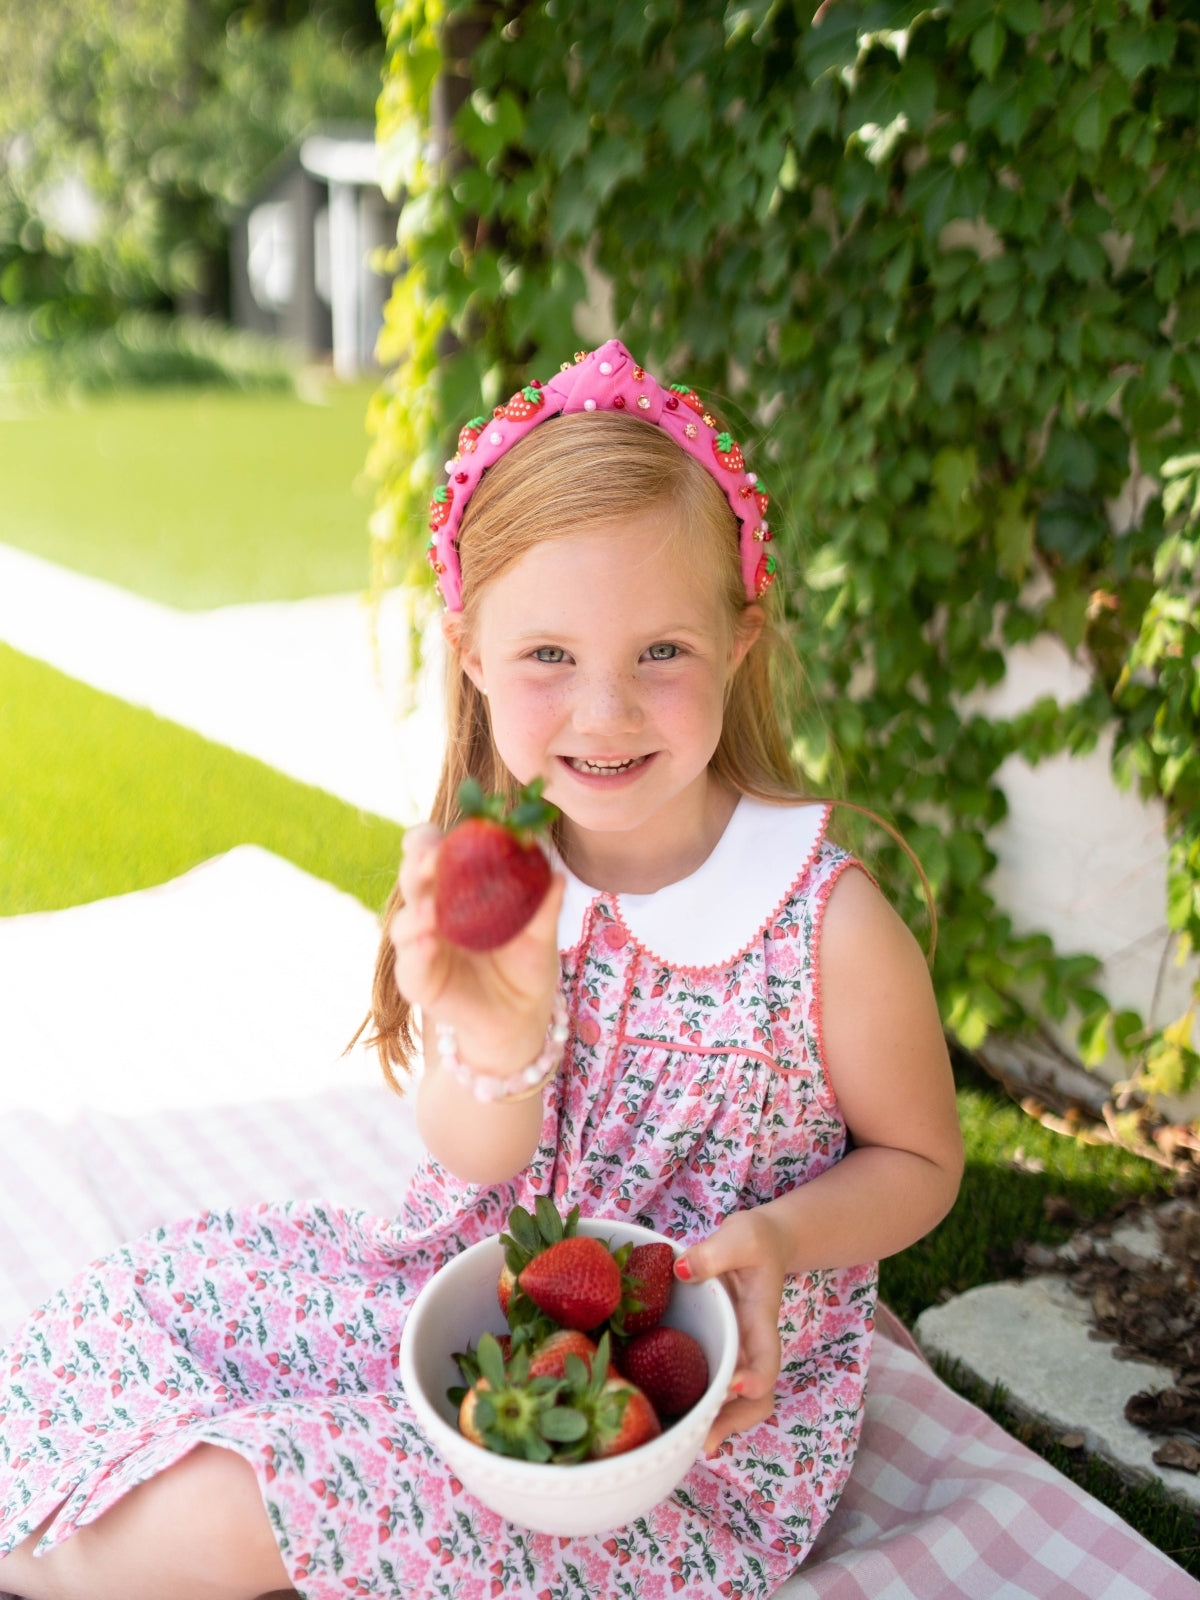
[[388, 823, 566, 1077]]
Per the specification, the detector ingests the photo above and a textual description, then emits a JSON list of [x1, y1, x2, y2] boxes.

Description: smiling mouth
[[564, 756, 649, 775]]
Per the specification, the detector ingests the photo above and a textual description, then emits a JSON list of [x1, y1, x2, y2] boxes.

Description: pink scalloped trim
[[603, 801, 833, 979]]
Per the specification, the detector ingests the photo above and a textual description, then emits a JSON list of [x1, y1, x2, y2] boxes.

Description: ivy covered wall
[[369, 0, 1200, 1125]]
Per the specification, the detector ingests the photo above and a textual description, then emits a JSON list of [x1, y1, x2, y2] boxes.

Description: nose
[[571, 669, 645, 736]]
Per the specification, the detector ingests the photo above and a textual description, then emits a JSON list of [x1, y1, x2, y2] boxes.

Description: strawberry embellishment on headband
[[426, 338, 778, 611], [713, 432, 745, 473], [668, 382, 706, 415], [499, 384, 545, 422], [428, 483, 454, 530], [457, 416, 486, 455]]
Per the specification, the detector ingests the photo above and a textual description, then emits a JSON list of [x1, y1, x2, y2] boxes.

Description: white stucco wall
[[968, 632, 1200, 1122]]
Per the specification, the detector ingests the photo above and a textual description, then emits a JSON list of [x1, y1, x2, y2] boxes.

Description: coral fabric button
[[601, 922, 628, 950], [575, 1016, 602, 1047]]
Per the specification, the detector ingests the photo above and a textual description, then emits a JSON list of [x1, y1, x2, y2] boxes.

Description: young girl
[[0, 340, 963, 1600]]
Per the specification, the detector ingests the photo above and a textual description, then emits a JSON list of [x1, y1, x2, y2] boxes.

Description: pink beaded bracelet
[[433, 991, 570, 1104]]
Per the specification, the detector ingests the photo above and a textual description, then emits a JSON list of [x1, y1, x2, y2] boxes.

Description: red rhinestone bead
[[665, 395, 679, 410], [613, 396, 626, 408], [455, 472, 468, 484]]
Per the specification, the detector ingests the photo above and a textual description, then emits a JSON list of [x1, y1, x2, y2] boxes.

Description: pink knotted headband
[[425, 339, 778, 610]]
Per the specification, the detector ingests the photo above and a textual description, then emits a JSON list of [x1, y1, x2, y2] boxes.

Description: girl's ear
[[442, 611, 485, 693], [730, 603, 765, 671]]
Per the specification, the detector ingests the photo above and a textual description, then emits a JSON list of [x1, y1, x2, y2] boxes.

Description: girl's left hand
[[673, 1207, 788, 1456]]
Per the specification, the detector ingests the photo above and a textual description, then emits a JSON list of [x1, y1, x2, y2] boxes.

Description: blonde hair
[[362, 411, 810, 1088]]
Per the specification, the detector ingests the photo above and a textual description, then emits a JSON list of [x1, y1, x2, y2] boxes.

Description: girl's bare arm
[[760, 863, 964, 1272]]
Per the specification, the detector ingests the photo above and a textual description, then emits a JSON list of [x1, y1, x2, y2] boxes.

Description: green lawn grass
[[0, 642, 402, 916], [0, 380, 380, 608]]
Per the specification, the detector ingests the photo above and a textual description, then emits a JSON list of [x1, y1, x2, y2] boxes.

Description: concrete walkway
[[0, 542, 445, 824]]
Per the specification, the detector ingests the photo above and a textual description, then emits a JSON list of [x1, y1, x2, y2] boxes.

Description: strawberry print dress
[[0, 798, 876, 1600]]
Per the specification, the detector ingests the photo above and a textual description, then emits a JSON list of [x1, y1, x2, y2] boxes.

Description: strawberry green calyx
[[456, 1332, 585, 1462], [500, 1197, 580, 1274], [454, 777, 559, 840]]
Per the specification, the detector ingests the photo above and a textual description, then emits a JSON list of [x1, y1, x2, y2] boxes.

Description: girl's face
[[448, 512, 762, 882]]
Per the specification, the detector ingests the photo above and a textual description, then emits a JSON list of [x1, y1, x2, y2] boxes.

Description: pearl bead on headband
[[425, 338, 778, 610]]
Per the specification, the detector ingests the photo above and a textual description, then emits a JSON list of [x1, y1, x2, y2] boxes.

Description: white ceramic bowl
[[400, 1216, 738, 1536]]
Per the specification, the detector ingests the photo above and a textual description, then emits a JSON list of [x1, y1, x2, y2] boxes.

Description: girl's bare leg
[[0, 1444, 297, 1600]]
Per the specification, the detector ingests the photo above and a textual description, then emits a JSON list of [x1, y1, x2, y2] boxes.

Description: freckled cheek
[[488, 681, 567, 764], [645, 678, 725, 739]]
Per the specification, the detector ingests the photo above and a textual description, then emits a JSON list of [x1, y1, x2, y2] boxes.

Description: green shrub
[[0, 309, 300, 403], [369, 0, 1200, 1117]]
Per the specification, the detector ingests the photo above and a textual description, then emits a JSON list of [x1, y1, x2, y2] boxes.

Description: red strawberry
[[457, 415, 486, 455], [587, 1377, 662, 1458], [614, 1242, 675, 1337], [501, 384, 545, 422], [754, 550, 778, 598], [616, 1326, 710, 1419], [528, 1329, 618, 1381], [428, 483, 453, 530], [713, 431, 745, 473], [519, 1236, 622, 1331], [668, 382, 706, 415], [434, 778, 558, 952], [497, 1198, 582, 1326]]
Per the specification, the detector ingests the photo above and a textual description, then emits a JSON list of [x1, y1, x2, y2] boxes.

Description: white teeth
[[568, 757, 643, 774]]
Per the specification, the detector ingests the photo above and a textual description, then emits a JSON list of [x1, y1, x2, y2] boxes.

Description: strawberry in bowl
[[399, 1213, 737, 1536]]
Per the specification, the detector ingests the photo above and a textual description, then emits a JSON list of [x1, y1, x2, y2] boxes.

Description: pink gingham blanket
[[0, 1089, 1194, 1600]]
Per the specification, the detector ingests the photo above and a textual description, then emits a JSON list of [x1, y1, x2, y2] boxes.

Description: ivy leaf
[[970, 17, 1007, 82], [999, 0, 1042, 36], [1060, 15, 1092, 70], [995, 485, 1034, 579], [1037, 489, 1106, 562], [800, 4, 861, 83], [1106, 20, 1176, 83], [1044, 585, 1089, 652], [1043, 426, 1098, 491], [1070, 68, 1131, 154]]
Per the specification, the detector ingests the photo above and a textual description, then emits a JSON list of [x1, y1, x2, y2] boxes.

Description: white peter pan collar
[[555, 796, 830, 970]]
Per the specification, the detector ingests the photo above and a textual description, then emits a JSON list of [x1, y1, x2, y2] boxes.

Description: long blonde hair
[[362, 411, 930, 1090]]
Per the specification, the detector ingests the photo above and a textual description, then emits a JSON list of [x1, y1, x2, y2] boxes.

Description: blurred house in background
[[230, 124, 398, 379]]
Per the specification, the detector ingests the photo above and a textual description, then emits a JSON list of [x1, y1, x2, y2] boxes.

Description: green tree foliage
[[0, 0, 383, 325], [371, 0, 1200, 1119]]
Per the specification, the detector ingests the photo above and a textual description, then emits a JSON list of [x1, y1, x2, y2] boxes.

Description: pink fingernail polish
[[674, 1258, 691, 1281]]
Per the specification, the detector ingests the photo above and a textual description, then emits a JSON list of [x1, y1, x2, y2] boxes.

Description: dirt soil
[[1019, 1172, 1200, 1474]]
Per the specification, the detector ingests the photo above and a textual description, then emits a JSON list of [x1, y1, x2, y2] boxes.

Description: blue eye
[[647, 643, 679, 660], [533, 646, 565, 663]]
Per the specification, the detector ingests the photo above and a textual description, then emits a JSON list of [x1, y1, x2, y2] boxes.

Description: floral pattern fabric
[[0, 812, 876, 1600]]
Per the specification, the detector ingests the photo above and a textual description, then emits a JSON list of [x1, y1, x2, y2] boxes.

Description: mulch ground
[[1019, 1171, 1200, 1475]]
